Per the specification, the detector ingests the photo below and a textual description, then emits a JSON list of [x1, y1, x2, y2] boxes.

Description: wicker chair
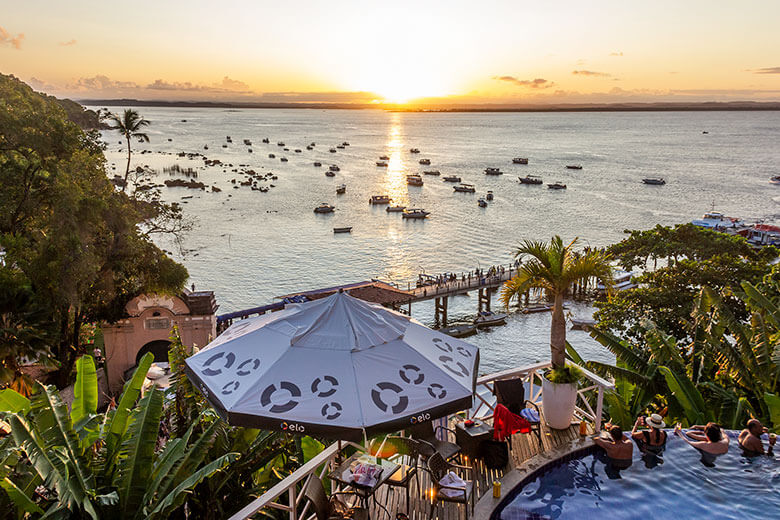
[[409, 421, 461, 461], [426, 452, 475, 520], [493, 378, 542, 444], [383, 436, 421, 514], [303, 476, 368, 520]]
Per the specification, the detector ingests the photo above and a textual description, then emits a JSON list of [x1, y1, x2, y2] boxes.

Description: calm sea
[[94, 107, 780, 374]]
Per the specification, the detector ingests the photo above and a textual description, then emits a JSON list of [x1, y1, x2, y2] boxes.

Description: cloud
[[0, 26, 24, 49], [217, 76, 250, 91], [59, 39, 77, 46], [609, 52, 623, 57], [753, 67, 780, 74], [146, 79, 210, 91], [145, 76, 253, 93], [493, 76, 555, 89], [71, 75, 139, 91], [572, 70, 611, 78]]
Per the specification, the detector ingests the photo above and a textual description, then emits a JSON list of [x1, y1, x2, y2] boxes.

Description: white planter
[[541, 376, 578, 430]]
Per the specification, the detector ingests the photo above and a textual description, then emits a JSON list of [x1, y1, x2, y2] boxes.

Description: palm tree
[[105, 109, 150, 191], [500, 236, 613, 369]]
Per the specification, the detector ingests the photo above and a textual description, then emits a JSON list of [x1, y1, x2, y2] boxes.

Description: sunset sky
[[2, 0, 779, 105]]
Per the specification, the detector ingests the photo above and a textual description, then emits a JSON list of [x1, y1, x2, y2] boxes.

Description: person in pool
[[594, 424, 634, 469], [675, 422, 729, 466], [631, 414, 667, 452], [738, 418, 775, 456]]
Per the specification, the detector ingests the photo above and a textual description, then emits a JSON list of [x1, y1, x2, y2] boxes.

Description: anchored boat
[[547, 182, 567, 190], [407, 175, 424, 186], [443, 175, 461, 182], [402, 208, 430, 219], [513, 157, 529, 164], [386, 205, 406, 213], [484, 167, 503, 175], [333, 227, 352, 234], [369, 195, 392, 204], [566, 164, 583, 170], [314, 203, 335, 214], [454, 183, 476, 193], [474, 311, 508, 327], [440, 324, 477, 338], [336, 184, 346, 194], [642, 178, 666, 185], [478, 198, 488, 207]]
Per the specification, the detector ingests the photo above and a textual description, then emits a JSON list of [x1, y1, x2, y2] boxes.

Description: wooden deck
[[363, 417, 590, 520]]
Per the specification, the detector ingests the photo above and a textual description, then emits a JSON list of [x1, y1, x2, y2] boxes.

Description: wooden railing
[[229, 361, 614, 520]]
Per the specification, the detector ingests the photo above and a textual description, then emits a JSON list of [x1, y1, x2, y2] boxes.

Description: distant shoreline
[[80, 99, 780, 113]]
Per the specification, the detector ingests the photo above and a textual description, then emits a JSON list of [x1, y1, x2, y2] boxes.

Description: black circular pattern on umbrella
[[311, 376, 339, 397], [432, 337, 453, 353], [399, 364, 424, 385], [236, 358, 261, 376], [371, 382, 409, 414], [321, 402, 342, 420], [221, 381, 240, 395], [202, 351, 236, 376], [427, 383, 447, 399], [438, 355, 470, 378], [220, 319, 257, 341], [456, 345, 472, 358], [260, 381, 302, 413]]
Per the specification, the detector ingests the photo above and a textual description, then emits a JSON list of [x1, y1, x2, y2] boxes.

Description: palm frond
[[588, 327, 650, 372]]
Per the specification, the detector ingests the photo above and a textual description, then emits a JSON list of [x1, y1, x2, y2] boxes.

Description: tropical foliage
[[501, 236, 613, 368]]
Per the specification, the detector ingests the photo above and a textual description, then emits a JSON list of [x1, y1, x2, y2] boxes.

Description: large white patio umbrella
[[185, 291, 479, 440]]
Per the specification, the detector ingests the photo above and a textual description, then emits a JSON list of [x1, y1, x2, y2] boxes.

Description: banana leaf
[[0, 389, 30, 414], [658, 365, 709, 426], [71, 355, 97, 425]]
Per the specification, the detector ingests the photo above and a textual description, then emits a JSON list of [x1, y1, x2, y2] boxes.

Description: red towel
[[493, 403, 531, 441]]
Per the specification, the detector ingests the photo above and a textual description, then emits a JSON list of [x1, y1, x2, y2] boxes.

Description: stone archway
[[136, 339, 172, 364]]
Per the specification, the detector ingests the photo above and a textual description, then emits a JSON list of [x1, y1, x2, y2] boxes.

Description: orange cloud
[[753, 67, 780, 74], [0, 26, 24, 49], [493, 76, 554, 89], [572, 70, 611, 78], [59, 39, 77, 46]]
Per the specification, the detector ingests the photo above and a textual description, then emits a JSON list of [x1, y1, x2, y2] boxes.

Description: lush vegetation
[[0, 73, 189, 390]]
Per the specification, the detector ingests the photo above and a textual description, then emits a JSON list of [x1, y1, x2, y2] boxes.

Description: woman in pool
[[674, 422, 729, 466], [631, 414, 667, 452]]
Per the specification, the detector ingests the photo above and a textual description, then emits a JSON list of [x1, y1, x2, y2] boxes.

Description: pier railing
[[228, 361, 613, 520]]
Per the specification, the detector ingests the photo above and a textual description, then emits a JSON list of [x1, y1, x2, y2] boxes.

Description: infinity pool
[[495, 432, 779, 520]]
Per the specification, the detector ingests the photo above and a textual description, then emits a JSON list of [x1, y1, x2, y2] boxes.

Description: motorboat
[[342, 141, 350, 146], [770, 176, 780, 185], [566, 164, 583, 170], [280, 157, 288, 162], [519, 175, 543, 185], [204, 145, 208, 150], [248, 149, 252, 153], [486, 191, 494, 201], [642, 178, 666, 185], [222, 144, 228, 148], [443, 175, 461, 182], [386, 205, 406, 212], [410, 148, 420, 153], [521, 304, 552, 314], [423, 170, 440, 175], [294, 149, 302, 153], [440, 324, 477, 338], [310, 142, 316, 147], [570, 318, 597, 331], [268, 153, 276, 158], [325, 171, 336, 177], [277, 142, 285, 146], [474, 311, 508, 327], [369, 195, 392, 204], [329, 165, 340, 172], [484, 167, 503, 175], [336, 184, 346, 194], [597, 269, 636, 294], [306, 145, 313, 150], [329, 148, 337, 153], [333, 227, 352, 234], [478, 198, 488, 208], [419, 158, 431, 165], [407, 174, 424, 186], [513, 157, 529, 164], [336, 145, 346, 149], [376, 161, 388, 167], [313, 161, 322, 167], [226, 136, 232, 143], [243, 139, 252, 145], [692, 211, 742, 230], [314, 203, 335, 214], [379, 155, 390, 161], [262, 138, 270, 143], [454, 183, 476, 193], [547, 183, 567, 189], [402, 208, 430, 219]]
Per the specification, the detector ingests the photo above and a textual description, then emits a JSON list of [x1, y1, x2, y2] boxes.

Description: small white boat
[[419, 158, 431, 165], [521, 304, 552, 314], [692, 211, 741, 230], [336, 184, 346, 194], [474, 311, 508, 327], [443, 175, 461, 182], [513, 157, 529, 164], [484, 167, 503, 175], [478, 198, 488, 208], [376, 161, 388, 167], [570, 318, 597, 331], [597, 269, 636, 294], [329, 165, 340, 172], [440, 324, 477, 338], [402, 208, 430, 219], [386, 205, 406, 213], [314, 203, 335, 214], [407, 174, 424, 186], [369, 195, 392, 204], [453, 183, 476, 193]]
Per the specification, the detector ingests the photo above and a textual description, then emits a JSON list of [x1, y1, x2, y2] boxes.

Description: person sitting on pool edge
[[674, 422, 729, 466], [631, 414, 667, 452], [738, 418, 775, 456], [593, 424, 633, 470]]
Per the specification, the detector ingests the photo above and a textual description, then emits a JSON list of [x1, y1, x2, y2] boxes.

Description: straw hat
[[646, 414, 666, 429]]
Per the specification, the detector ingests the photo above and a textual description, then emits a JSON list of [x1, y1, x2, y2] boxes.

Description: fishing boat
[[570, 318, 597, 331], [547, 183, 567, 190], [419, 158, 431, 165], [369, 195, 392, 205], [566, 164, 583, 170], [478, 198, 488, 208], [440, 324, 477, 338], [474, 311, 508, 327], [513, 157, 529, 164], [402, 208, 430, 219], [410, 148, 420, 153], [484, 167, 503, 175], [486, 191, 494, 201], [336, 184, 346, 194], [329, 165, 340, 172], [268, 153, 276, 158], [521, 304, 552, 314], [519, 175, 543, 185], [407, 175, 424, 186], [333, 227, 352, 234], [325, 171, 336, 177], [443, 175, 461, 182], [376, 161, 388, 167], [454, 183, 476, 193], [313, 161, 322, 167], [642, 178, 666, 185], [597, 269, 636, 294], [386, 205, 406, 213], [770, 176, 780, 185], [691, 211, 742, 230], [313, 203, 335, 214], [423, 170, 440, 175], [379, 155, 390, 161]]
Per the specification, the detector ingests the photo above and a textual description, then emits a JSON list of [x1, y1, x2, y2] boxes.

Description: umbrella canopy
[[185, 291, 479, 440]]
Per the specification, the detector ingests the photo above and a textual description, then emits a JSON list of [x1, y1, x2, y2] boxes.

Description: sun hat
[[646, 414, 666, 429]]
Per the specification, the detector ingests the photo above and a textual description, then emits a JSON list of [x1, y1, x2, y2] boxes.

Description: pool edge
[[474, 434, 595, 520]]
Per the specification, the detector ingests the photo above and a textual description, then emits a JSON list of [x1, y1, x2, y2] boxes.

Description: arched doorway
[[136, 339, 172, 364]]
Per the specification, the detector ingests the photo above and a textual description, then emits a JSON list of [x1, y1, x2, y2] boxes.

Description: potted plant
[[500, 236, 612, 429]]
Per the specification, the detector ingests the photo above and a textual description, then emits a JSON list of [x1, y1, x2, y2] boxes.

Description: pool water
[[496, 432, 780, 520]]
